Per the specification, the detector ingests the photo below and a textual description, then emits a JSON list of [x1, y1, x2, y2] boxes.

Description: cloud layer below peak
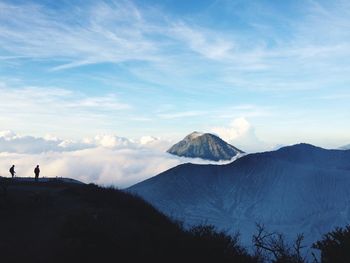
[[0, 130, 236, 187]]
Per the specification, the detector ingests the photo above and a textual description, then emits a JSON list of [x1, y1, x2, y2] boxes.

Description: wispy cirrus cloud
[[70, 96, 130, 111], [0, 85, 130, 114], [0, 1, 160, 70], [1, 0, 349, 88], [0, 81, 131, 136], [169, 22, 235, 60], [0, 0, 350, 148]]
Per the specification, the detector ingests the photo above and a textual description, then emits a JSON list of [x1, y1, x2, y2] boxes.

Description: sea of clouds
[[0, 130, 237, 188]]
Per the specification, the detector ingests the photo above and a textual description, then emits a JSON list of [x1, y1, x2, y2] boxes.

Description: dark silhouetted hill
[[0, 178, 255, 263]]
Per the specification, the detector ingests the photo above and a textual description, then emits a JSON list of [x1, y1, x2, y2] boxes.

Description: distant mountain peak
[[293, 142, 319, 148], [167, 132, 244, 161], [186, 131, 204, 140], [278, 143, 322, 151]]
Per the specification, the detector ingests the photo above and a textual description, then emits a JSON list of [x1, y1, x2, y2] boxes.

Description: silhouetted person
[[9, 165, 15, 178], [34, 165, 40, 182]]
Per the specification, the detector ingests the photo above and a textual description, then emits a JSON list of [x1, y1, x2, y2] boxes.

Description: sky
[[0, 0, 350, 186]]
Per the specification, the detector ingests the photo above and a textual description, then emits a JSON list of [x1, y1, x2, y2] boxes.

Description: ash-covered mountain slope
[[167, 131, 244, 161], [128, 143, 350, 246]]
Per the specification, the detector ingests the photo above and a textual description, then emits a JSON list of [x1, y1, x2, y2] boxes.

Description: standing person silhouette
[[34, 165, 40, 182], [9, 165, 15, 178]]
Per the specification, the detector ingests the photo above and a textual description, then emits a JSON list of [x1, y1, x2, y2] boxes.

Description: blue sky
[[1, 0, 350, 149]]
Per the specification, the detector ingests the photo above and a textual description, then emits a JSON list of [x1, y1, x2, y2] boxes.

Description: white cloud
[[211, 117, 271, 152], [0, 131, 235, 187], [0, 148, 184, 188], [137, 136, 174, 151], [0, 131, 140, 153], [212, 117, 251, 141], [90, 134, 134, 148], [139, 136, 158, 145], [0, 130, 91, 153], [0, 130, 17, 139]]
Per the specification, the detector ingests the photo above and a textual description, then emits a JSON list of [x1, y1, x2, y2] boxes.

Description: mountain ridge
[[128, 143, 350, 246], [340, 144, 350, 150]]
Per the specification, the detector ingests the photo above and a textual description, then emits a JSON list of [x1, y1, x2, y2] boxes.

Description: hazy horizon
[[0, 129, 347, 187]]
